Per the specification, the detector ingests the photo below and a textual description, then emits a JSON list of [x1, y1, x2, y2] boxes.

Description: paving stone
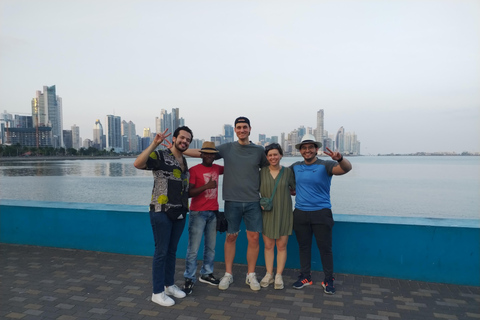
[[23, 309, 43, 316], [2, 243, 479, 320]]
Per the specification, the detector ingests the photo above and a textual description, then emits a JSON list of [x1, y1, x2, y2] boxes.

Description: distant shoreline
[[0, 154, 478, 162], [0, 156, 130, 162]]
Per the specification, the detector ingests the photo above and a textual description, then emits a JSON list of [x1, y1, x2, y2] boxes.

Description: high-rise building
[[223, 124, 234, 143], [31, 85, 63, 148], [93, 119, 105, 150], [156, 108, 184, 135], [316, 109, 324, 150], [157, 109, 168, 133], [143, 128, 151, 138], [105, 115, 122, 152], [83, 139, 92, 149], [211, 136, 222, 146], [259, 134, 266, 145], [190, 139, 204, 149], [14, 115, 33, 128], [344, 132, 361, 155], [121, 120, 137, 153], [172, 108, 179, 130], [7, 127, 52, 146], [287, 129, 300, 155], [336, 126, 345, 152], [71, 125, 81, 149], [63, 130, 73, 149], [298, 126, 306, 138], [141, 136, 151, 150]]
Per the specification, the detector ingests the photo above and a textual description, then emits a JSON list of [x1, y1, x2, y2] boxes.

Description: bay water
[[0, 156, 478, 220]]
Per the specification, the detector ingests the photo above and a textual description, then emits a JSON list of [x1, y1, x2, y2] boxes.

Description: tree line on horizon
[[0, 143, 122, 157]]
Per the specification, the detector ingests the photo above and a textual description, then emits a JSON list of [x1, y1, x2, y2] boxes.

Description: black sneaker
[[292, 273, 313, 289], [321, 277, 336, 294], [199, 274, 220, 286], [183, 278, 194, 295]]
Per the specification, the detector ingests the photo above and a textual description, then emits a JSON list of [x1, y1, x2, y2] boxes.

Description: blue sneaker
[[321, 277, 336, 294], [292, 273, 313, 289]]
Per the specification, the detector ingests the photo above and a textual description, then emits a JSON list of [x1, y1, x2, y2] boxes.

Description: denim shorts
[[224, 201, 263, 234]]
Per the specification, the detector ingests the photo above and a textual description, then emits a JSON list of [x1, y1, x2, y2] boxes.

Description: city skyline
[[1, 1, 478, 155], [2, 102, 364, 155]]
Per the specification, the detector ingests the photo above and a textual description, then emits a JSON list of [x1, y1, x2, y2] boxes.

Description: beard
[[302, 153, 316, 162], [174, 140, 189, 152]]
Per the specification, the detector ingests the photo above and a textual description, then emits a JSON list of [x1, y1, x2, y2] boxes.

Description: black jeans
[[293, 208, 334, 279]]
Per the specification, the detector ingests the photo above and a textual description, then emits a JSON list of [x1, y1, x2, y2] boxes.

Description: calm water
[[0, 156, 478, 220]]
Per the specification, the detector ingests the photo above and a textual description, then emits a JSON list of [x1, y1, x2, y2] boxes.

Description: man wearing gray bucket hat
[[290, 134, 352, 294]]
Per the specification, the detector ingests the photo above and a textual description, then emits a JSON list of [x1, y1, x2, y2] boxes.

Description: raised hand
[[161, 138, 173, 149], [154, 129, 171, 145], [324, 147, 342, 161]]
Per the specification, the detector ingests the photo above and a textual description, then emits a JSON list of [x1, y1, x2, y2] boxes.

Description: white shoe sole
[[199, 277, 219, 286], [218, 277, 233, 290], [274, 283, 284, 289], [151, 293, 175, 307], [246, 280, 261, 291], [260, 280, 274, 288]]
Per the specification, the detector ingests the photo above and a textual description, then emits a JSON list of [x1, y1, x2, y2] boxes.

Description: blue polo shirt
[[290, 158, 336, 211]]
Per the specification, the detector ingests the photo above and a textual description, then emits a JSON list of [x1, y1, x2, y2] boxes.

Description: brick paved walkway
[[1, 244, 479, 320]]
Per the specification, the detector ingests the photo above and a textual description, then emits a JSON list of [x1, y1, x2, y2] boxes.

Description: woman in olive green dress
[[259, 143, 295, 289]]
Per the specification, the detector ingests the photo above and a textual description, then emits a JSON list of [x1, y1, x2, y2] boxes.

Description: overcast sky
[[1, 0, 479, 154]]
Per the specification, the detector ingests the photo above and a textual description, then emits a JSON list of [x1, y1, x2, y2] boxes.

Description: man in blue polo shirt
[[290, 134, 352, 294]]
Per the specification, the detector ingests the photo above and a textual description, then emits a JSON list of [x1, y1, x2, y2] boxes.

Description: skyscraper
[[259, 134, 266, 145], [143, 128, 151, 138], [63, 130, 73, 149], [71, 124, 81, 150], [93, 119, 105, 150], [171, 108, 179, 130], [121, 120, 137, 153], [336, 126, 345, 152], [156, 108, 184, 134], [316, 109, 324, 150], [105, 115, 122, 152], [31, 85, 63, 148], [223, 124, 234, 143]]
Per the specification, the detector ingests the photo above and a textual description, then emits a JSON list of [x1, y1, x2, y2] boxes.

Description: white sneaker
[[246, 273, 261, 291], [274, 274, 284, 290], [260, 273, 274, 288], [164, 284, 186, 298], [152, 292, 175, 307], [218, 272, 233, 290]]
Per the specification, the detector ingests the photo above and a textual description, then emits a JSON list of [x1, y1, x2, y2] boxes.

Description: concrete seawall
[[1, 199, 478, 286]]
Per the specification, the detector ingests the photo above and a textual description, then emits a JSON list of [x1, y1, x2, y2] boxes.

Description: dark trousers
[[293, 208, 334, 280], [149, 211, 186, 294]]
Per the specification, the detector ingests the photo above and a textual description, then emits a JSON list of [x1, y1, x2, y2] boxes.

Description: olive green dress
[[260, 166, 296, 239]]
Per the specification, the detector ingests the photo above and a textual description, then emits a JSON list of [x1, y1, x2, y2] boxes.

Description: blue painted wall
[[1, 200, 478, 286]]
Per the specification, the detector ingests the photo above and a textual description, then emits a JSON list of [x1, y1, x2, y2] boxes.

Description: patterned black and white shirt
[[143, 149, 189, 217]]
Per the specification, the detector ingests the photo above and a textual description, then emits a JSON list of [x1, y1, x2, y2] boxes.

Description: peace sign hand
[[154, 129, 171, 145], [324, 147, 342, 161], [161, 139, 173, 149]]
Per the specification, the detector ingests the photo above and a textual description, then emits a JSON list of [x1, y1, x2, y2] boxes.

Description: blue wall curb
[[1, 200, 478, 286]]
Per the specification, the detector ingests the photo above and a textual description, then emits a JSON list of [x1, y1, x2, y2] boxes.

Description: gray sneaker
[[164, 284, 186, 298], [260, 273, 274, 288], [246, 273, 261, 291], [218, 273, 233, 290], [274, 274, 284, 290]]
